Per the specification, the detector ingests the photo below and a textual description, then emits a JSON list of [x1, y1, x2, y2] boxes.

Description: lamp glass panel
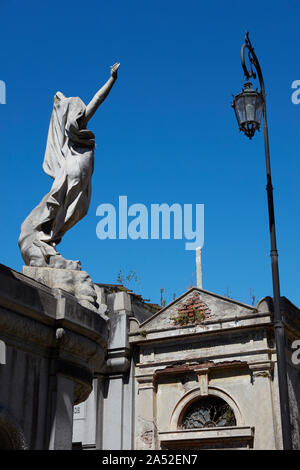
[[244, 94, 257, 122], [234, 95, 246, 125], [254, 95, 264, 123]]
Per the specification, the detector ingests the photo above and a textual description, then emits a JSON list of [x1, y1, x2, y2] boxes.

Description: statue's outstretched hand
[[110, 63, 120, 79]]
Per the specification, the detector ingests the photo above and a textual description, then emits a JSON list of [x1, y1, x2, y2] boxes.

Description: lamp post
[[232, 32, 292, 450]]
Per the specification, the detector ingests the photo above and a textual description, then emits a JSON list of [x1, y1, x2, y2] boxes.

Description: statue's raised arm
[[84, 63, 120, 123]]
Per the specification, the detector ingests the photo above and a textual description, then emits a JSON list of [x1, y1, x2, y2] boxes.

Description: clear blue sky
[[0, 0, 299, 308]]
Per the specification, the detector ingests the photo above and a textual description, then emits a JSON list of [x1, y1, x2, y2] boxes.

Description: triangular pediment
[[139, 287, 257, 330]]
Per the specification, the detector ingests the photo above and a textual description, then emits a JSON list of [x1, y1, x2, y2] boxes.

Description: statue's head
[[54, 91, 66, 103]]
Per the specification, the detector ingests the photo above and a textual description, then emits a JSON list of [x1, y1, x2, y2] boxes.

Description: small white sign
[[0, 340, 5, 364], [73, 403, 86, 420]]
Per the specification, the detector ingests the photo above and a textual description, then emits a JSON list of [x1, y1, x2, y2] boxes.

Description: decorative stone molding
[[100, 356, 130, 375], [0, 406, 27, 450], [153, 360, 248, 383], [55, 327, 105, 368], [74, 381, 93, 405], [22, 266, 99, 312], [195, 367, 209, 396], [249, 362, 274, 383], [169, 386, 244, 431], [136, 373, 155, 391], [159, 426, 254, 449], [0, 305, 54, 350], [99, 292, 132, 376]]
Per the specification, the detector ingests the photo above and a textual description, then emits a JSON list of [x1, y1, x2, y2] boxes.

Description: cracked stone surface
[[22, 266, 99, 312]]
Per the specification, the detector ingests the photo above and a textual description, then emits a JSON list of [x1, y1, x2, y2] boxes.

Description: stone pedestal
[[22, 266, 98, 311]]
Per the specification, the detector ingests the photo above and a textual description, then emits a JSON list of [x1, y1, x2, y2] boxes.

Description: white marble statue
[[19, 63, 120, 270]]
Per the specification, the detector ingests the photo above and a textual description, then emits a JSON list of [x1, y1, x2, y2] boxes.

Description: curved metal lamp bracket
[[241, 32, 265, 95]]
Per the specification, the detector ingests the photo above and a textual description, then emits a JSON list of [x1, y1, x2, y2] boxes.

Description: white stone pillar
[[102, 375, 124, 450], [136, 374, 156, 450], [196, 247, 203, 289], [49, 375, 74, 450], [122, 360, 134, 449], [249, 363, 277, 449]]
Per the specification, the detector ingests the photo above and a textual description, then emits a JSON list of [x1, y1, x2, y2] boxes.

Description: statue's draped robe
[[19, 94, 95, 266]]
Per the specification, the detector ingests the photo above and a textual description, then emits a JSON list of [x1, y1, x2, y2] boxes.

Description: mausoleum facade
[[72, 284, 300, 450]]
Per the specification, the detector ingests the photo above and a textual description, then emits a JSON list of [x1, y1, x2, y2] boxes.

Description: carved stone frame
[[169, 385, 244, 431]]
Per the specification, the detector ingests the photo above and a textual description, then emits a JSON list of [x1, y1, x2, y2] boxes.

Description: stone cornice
[[129, 315, 272, 345], [152, 360, 249, 383], [0, 264, 108, 348]]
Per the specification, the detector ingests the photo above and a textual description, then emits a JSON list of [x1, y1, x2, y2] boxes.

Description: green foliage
[[172, 306, 206, 326], [195, 308, 205, 323], [172, 311, 189, 326], [117, 269, 141, 288]]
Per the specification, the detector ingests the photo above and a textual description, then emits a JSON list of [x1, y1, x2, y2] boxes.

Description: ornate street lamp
[[232, 82, 264, 139], [232, 32, 293, 450]]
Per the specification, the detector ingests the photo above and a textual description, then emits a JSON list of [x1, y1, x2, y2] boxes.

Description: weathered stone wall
[[287, 363, 300, 449], [0, 264, 108, 450], [0, 340, 50, 449]]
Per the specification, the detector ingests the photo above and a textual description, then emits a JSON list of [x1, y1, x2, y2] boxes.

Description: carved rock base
[[22, 266, 98, 311]]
